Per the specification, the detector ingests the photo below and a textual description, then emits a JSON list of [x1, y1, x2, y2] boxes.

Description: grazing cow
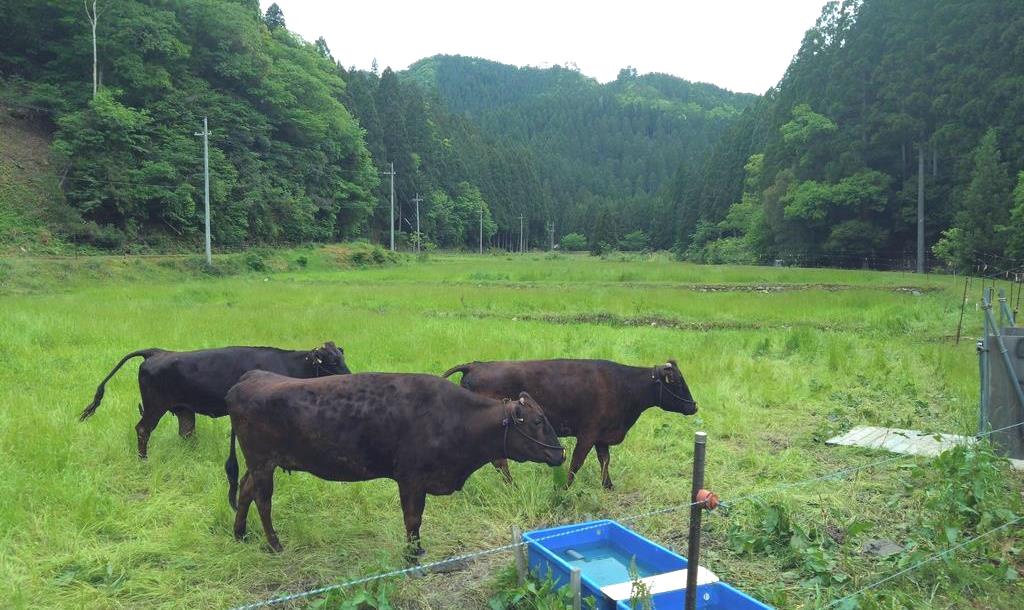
[[441, 359, 697, 489], [79, 342, 350, 458], [224, 371, 564, 558]]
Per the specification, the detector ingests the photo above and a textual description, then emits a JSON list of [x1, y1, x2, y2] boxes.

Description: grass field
[[1, 250, 1021, 609]]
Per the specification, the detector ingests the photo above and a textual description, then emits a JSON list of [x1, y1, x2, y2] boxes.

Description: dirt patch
[[429, 310, 862, 333], [623, 283, 940, 294]]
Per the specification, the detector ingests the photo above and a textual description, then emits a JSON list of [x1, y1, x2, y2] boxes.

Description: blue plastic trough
[[523, 519, 772, 610]]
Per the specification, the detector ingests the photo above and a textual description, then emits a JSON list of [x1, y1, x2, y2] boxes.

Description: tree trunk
[[85, 0, 98, 99]]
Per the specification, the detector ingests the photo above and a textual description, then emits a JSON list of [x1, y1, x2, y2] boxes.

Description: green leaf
[[944, 526, 960, 544]]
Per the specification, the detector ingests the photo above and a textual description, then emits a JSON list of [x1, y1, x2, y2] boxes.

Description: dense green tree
[[674, 0, 1024, 268], [1004, 173, 1024, 263], [935, 129, 1012, 268], [263, 3, 285, 30], [618, 230, 649, 252], [590, 206, 617, 254], [559, 232, 587, 251]]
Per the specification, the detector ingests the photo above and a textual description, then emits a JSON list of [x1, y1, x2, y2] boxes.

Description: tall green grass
[[0, 253, 1018, 609]]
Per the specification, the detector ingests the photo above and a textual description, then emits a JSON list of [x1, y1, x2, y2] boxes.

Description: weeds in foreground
[[488, 565, 596, 610], [724, 442, 1023, 607], [309, 581, 395, 609]]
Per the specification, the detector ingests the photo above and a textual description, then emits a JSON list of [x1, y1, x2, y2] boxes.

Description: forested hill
[[404, 55, 756, 250], [0, 0, 754, 253], [1, 0, 379, 249], [674, 0, 1024, 270]]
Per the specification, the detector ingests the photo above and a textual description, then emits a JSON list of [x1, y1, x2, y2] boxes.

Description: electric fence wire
[[228, 419, 1024, 610]]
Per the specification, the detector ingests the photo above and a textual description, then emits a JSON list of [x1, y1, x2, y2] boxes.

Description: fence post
[[980, 288, 991, 434], [685, 431, 708, 610], [570, 567, 582, 610], [999, 288, 1015, 327], [512, 525, 526, 585]]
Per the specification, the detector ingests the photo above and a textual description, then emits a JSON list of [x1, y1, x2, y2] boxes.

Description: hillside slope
[[1, 0, 378, 250], [0, 107, 70, 254]]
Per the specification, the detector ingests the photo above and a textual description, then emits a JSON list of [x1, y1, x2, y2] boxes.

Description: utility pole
[[917, 143, 925, 274], [479, 204, 483, 254], [412, 194, 422, 253], [383, 162, 396, 251], [519, 214, 524, 253], [194, 117, 211, 265], [549, 221, 555, 250]]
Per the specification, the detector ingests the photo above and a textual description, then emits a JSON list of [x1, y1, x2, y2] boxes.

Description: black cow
[[224, 371, 564, 558], [442, 359, 697, 489], [79, 342, 349, 458]]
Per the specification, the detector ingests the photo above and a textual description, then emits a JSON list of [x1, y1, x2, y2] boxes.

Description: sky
[[260, 0, 827, 95]]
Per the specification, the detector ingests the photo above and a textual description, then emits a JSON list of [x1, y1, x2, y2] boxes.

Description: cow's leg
[[251, 466, 282, 552], [135, 390, 168, 459], [596, 443, 613, 490], [491, 459, 513, 484], [233, 471, 254, 540], [398, 483, 427, 562], [566, 437, 596, 487], [175, 410, 196, 439]]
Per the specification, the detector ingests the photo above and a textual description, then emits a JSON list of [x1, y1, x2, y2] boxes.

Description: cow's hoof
[[603, 480, 614, 490], [404, 546, 426, 564], [267, 540, 284, 553], [234, 528, 246, 541]]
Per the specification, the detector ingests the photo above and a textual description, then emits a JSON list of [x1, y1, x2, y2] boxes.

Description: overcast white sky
[[261, 1, 826, 94]]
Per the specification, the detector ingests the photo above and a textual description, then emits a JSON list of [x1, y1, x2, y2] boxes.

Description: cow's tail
[[441, 362, 473, 379], [226, 425, 239, 510], [79, 349, 162, 422]]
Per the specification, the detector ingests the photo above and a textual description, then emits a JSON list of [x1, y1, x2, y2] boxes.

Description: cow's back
[[140, 347, 297, 416], [227, 372, 491, 484], [460, 360, 622, 434]]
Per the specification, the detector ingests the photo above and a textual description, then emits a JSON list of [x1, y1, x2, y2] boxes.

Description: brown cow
[[224, 371, 564, 558], [442, 359, 697, 489]]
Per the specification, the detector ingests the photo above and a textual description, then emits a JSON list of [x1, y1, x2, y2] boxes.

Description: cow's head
[[502, 392, 565, 467], [309, 341, 351, 375], [653, 360, 697, 415]]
